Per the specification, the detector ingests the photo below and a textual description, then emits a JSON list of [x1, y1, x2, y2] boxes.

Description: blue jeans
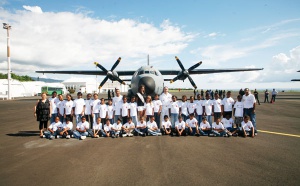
[[154, 112, 160, 128], [58, 115, 64, 123], [244, 108, 257, 132], [114, 115, 120, 124], [181, 114, 188, 122], [212, 130, 226, 136], [185, 127, 197, 136], [199, 129, 211, 136], [148, 129, 161, 136], [73, 131, 88, 139], [196, 115, 202, 125], [75, 114, 83, 124], [87, 129, 103, 137], [170, 113, 179, 128], [50, 113, 58, 124], [131, 116, 137, 127], [205, 115, 212, 126], [135, 128, 148, 135], [101, 130, 115, 137], [93, 113, 99, 125], [44, 130, 57, 139]]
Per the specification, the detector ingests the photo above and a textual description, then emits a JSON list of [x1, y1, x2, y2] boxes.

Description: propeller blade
[[111, 57, 121, 71], [187, 75, 197, 89], [170, 75, 180, 83], [175, 56, 186, 71], [94, 62, 108, 73], [115, 77, 126, 85], [99, 76, 109, 89], [188, 61, 202, 71]]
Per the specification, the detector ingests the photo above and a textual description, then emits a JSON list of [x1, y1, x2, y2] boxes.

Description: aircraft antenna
[[147, 54, 149, 66]]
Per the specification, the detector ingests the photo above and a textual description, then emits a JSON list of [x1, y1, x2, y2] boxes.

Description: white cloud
[[0, 7, 195, 74], [23, 5, 43, 13]]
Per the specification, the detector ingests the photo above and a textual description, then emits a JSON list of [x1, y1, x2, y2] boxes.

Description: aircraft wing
[[291, 79, 300, 81], [160, 68, 264, 75], [35, 70, 136, 76]]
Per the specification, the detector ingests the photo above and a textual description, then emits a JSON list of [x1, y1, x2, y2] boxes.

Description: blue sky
[[0, 0, 299, 90]]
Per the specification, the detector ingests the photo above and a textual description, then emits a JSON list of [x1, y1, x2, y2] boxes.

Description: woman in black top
[[136, 85, 146, 121], [34, 92, 51, 137]]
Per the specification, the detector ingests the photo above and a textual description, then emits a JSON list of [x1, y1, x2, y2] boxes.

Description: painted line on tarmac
[[258, 130, 300, 138]]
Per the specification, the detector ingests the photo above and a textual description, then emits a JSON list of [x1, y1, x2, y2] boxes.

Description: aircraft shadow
[[6, 131, 40, 137]]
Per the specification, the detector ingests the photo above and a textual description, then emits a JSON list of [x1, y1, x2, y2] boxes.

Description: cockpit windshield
[[138, 70, 158, 76]]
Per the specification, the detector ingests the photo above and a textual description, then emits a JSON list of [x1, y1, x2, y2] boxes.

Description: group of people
[[34, 86, 258, 140]]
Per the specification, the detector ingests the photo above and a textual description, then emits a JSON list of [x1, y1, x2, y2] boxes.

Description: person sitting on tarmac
[[73, 116, 89, 140], [185, 113, 200, 136], [232, 115, 255, 138], [174, 115, 186, 137], [211, 117, 228, 137], [199, 117, 211, 136], [44, 116, 62, 139], [135, 116, 148, 137], [112, 118, 123, 138], [102, 119, 115, 138], [146, 115, 162, 136], [161, 115, 172, 135], [88, 117, 102, 138], [122, 117, 135, 137], [56, 117, 73, 139]]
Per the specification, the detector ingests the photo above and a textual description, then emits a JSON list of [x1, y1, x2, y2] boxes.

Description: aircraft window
[[138, 70, 144, 75]]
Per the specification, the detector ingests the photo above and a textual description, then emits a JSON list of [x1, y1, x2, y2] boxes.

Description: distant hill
[[0, 73, 34, 82], [31, 77, 63, 83]]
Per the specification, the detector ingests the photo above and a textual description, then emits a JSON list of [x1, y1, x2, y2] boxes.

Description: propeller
[[94, 57, 125, 89], [170, 56, 202, 89]]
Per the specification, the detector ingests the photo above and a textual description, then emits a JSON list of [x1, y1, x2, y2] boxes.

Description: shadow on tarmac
[[6, 131, 40, 137]]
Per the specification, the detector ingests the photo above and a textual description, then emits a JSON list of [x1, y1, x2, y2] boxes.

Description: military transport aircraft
[[36, 56, 264, 96], [291, 70, 300, 81]]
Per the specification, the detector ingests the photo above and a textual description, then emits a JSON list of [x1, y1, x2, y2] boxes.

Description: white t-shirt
[[175, 120, 185, 129], [179, 101, 188, 116], [73, 98, 85, 115], [49, 97, 58, 114], [64, 100, 74, 115], [195, 100, 203, 115], [76, 121, 90, 130], [137, 121, 147, 128], [121, 102, 129, 117], [93, 123, 102, 130], [107, 105, 114, 119], [212, 99, 222, 112], [123, 122, 135, 129], [186, 118, 198, 127], [84, 99, 93, 115], [129, 102, 137, 116], [104, 124, 113, 132], [234, 101, 244, 117], [90, 99, 100, 114], [212, 122, 225, 130], [160, 93, 172, 111], [162, 120, 172, 129], [113, 101, 122, 115], [170, 101, 179, 114], [61, 122, 73, 130], [112, 95, 123, 107], [241, 121, 254, 131], [187, 102, 196, 114], [202, 99, 213, 115], [153, 100, 162, 112], [200, 122, 211, 129], [48, 121, 62, 131], [99, 104, 108, 118], [144, 103, 154, 115], [222, 97, 235, 112], [112, 123, 122, 131], [147, 121, 158, 129], [56, 100, 65, 115], [221, 118, 234, 128], [242, 94, 256, 109]]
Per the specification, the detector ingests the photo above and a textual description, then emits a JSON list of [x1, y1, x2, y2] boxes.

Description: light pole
[[3, 23, 11, 100]]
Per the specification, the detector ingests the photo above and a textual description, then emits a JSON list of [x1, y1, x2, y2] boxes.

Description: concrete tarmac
[[0, 92, 299, 186]]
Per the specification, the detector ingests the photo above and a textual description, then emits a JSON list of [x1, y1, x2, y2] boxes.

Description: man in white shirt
[[122, 117, 135, 137], [153, 94, 162, 128], [88, 117, 102, 138], [84, 93, 93, 128], [212, 93, 223, 122], [199, 117, 211, 136], [222, 91, 235, 118], [233, 95, 244, 128], [135, 116, 148, 137], [44, 116, 62, 139], [174, 116, 186, 137], [242, 88, 257, 134], [73, 92, 86, 125], [73, 116, 89, 140], [49, 91, 58, 123], [271, 88, 278, 103], [56, 94, 65, 123], [56, 117, 73, 139], [202, 93, 213, 126], [185, 114, 199, 136], [146, 116, 162, 136], [112, 118, 123, 138], [159, 86, 172, 121]]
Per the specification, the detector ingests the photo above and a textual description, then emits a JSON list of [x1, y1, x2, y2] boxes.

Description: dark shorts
[[223, 111, 232, 118], [214, 112, 222, 119], [234, 117, 243, 127]]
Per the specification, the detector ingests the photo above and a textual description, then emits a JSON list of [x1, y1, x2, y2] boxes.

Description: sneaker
[[50, 135, 54, 140], [142, 133, 146, 137], [95, 135, 99, 138], [42, 135, 46, 138], [66, 135, 71, 139], [254, 133, 258, 136], [112, 135, 115, 138], [71, 135, 74, 138], [209, 133, 214, 137], [56, 135, 60, 139], [122, 134, 127, 137], [128, 134, 133, 137], [157, 133, 162, 136], [116, 134, 119, 138], [80, 136, 86, 140], [224, 134, 228, 137]]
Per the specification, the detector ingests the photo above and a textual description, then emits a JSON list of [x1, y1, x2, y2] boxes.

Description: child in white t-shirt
[[221, 114, 234, 132], [202, 93, 213, 126], [169, 95, 179, 129], [57, 117, 73, 139], [122, 117, 135, 137], [153, 94, 162, 128], [134, 116, 148, 137], [211, 118, 227, 137], [99, 98, 108, 125], [195, 94, 203, 126], [144, 96, 154, 121], [147, 116, 161, 136], [112, 118, 123, 138], [120, 96, 130, 124], [129, 97, 138, 126], [212, 92, 223, 122], [161, 115, 172, 135], [102, 119, 115, 138], [233, 95, 244, 128], [179, 95, 189, 122], [73, 116, 90, 140], [107, 99, 114, 125], [232, 115, 254, 138], [88, 117, 102, 138], [185, 114, 199, 136], [174, 115, 186, 137], [199, 117, 211, 136], [45, 116, 62, 139]]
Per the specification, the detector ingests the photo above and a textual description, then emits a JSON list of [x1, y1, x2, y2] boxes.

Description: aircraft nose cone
[[139, 77, 155, 95]]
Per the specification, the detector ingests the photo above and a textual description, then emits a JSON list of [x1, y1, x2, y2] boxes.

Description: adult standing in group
[[49, 91, 58, 124], [264, 89, 269, 103], [271, 89, 278, 103], [159, 86, 172, 124], [112, 88, 123, 123], [221, 91, 235, 118], [34, 92, 51, 137], [239, 88, 245, 96], [136, 85, 147, 121], [242, 88, 257, 133], [253, 89, 260, 105]]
